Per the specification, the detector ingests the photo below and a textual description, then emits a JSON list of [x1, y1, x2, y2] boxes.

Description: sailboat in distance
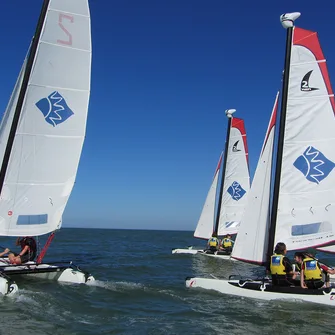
[[186, 12, 335, 306], [0, 0, 94, 290], [172, 109, 250, 259]]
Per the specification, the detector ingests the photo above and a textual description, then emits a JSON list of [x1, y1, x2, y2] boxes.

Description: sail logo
[[35, 91, 74, 127], [305, 260, 317, 271], [227, 181, 246, 201], [293, 146, 335, 184], [301, 70, 319, 92], [271, 256, 281, 266], [232, 140, 241, 152], [225, 221, 240, 228]]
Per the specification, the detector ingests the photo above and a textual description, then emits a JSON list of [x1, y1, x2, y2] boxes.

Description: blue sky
[[1, 0, 335, 231]]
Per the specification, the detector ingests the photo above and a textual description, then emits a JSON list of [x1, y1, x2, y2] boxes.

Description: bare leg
[[8, 253, 22, 265]]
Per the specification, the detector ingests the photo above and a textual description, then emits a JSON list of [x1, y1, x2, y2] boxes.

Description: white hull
[[185, 277, 335, 306], [0, 276, 18, 297], [0, 258, 95, 285], [198, 251, 235, 261], [172, 247, 203, 255], [172, 248, 235, 260]]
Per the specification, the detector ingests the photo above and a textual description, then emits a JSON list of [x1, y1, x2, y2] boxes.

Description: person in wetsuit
[[0, 237, 37, 264]]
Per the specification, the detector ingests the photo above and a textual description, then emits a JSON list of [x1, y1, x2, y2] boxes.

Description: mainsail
[[193, 113, 250, 240], [217, 117, 249, 236], [194, 153, 222, 239], [231, 93, 278, 264], [274, 27, 335, 250], [0, 0, 91, 236]]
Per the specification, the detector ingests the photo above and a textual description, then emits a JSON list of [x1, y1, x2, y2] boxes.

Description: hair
[[274, 242, 286, 255], [294, 252, 305, 259], [211, 232, 217, 238]]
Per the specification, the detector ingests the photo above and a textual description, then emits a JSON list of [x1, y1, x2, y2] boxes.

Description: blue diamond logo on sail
[[35, 91, 74, 127], [227, 181, 246, 201], [293, 146, 335, 184]]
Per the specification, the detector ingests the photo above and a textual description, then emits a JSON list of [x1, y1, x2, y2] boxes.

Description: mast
[[266, 12, 301, 264], [214, 109, 236, 234], [0, 0, 50, 194]]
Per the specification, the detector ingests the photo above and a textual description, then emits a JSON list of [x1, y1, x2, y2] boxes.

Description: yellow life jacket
[[270, 254, 286, 275], [208, 237, 218, 247], [303, 257, 322, 280], [222, 238, 232, 248]]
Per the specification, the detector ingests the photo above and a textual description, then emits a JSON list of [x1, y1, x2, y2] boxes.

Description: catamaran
[[185, 12, 335, 306], [172, 109, 250, 260], [0, 0, 94, 295]]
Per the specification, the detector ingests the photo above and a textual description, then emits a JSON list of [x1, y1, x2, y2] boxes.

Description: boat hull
[[185, 277, 335, 306], [0, 276, 18, 296], [198, 251, 235, 261], [172, 248, 235, 260], [0, 259, 95, 284], [172, 248, 201, 255]]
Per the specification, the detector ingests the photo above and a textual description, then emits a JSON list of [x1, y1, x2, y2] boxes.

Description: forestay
[[274, 27, 335, 250], [218, 118, 249, 236], [0, 0, 91, 236]]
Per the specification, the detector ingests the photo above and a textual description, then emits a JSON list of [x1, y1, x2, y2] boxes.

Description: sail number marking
[[301, 80, 308, 89], [57, 13, 74, 46]]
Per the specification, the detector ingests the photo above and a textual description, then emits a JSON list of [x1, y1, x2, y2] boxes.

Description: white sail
[[0, 0, 91, 236], [0, 59, 27, 168], [194, 153, 222, 239], [232, 93, 278, 264], [315, 245, 335, 253], [218, 118, 250, 236], [274, 27, 335, 250]]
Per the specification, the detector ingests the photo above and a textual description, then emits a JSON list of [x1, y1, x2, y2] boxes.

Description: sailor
[[270, 242, 296, 286], [293, 251, 304, 273], [220, 234, 233, 254], [299, 250, 335, 289], [300, 254, 323, 289], [0, 237, 37, 265], [207, 233, 219, 253]]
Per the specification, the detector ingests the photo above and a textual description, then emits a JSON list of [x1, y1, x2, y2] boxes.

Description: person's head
[[274, 242, 287, 255], [294, 252, 304, 264], [227, 234, 231, 239], [211, 232, 217, 238], [304, 248, 316, 258], [15, 237, 23, 246]]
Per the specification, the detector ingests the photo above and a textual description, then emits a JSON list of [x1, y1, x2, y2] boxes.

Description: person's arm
[[283, 257, 293, 275], [300, 265, 307, 288], [0, 248, 10, 257], [320, 263, 335, 274], [18, 245, 29, 257]]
